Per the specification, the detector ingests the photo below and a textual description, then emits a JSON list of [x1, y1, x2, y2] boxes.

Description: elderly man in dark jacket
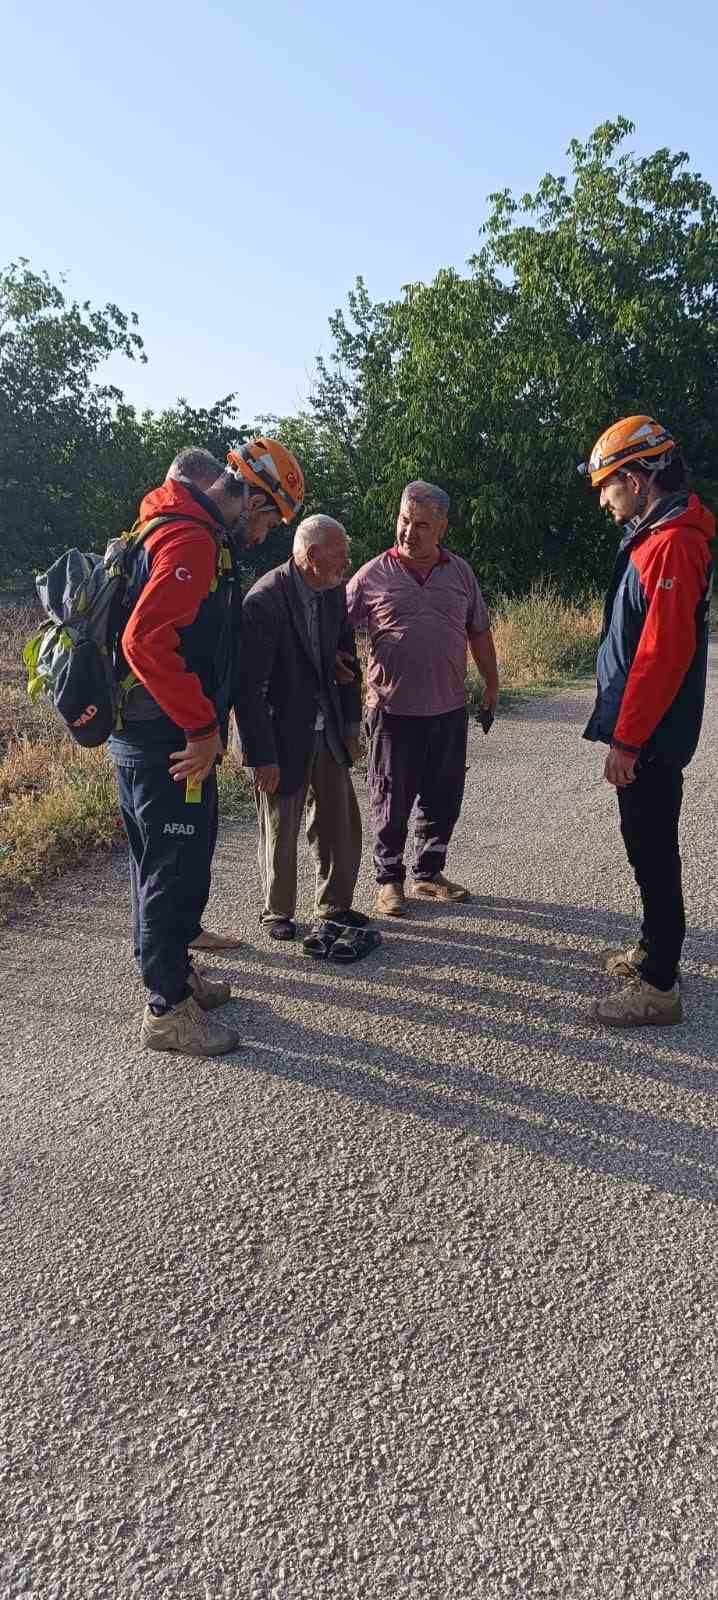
[[236, 515, 366, 942]]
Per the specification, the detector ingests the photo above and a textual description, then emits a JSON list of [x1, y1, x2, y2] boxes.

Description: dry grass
[[0, 598, 252, 919], [0, 749, 122, 912], [469, 581, 602, 699], [0, 600, 121, 916]]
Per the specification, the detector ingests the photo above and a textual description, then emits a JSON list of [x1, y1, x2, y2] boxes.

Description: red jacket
[[584, 492, 714, 767], [120, 479, 229, 737]]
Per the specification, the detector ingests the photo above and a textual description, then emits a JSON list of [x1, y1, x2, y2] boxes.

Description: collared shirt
[[346, 547, 490, 717], [387, 545, 450, 585]]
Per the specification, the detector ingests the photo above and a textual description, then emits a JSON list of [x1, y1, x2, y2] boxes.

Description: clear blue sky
[[2, 0, 717, 423]]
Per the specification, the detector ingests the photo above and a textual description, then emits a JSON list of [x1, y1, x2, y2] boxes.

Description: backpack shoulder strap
[[131, 512, 217, 551]]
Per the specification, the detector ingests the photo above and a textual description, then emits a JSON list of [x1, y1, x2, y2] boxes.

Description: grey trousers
[[256, 735, 362, 922]]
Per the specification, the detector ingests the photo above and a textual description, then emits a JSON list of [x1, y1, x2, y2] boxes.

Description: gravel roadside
[[1, 654, 717, 1599]]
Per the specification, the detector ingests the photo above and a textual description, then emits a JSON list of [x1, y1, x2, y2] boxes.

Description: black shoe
[[263, 918, 296, 941]]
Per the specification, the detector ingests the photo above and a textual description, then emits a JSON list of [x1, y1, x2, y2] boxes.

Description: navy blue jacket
[[584, 492, 714, 769]]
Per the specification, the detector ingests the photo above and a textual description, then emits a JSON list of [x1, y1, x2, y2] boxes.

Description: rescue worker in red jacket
[[580, 416, 714, 1027], [109, 439, 304, 1055]]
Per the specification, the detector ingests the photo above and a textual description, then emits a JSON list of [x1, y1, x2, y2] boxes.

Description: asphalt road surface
[[2, 656, 718, 1599]]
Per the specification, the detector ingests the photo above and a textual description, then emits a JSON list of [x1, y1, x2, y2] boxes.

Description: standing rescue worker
[[580, 416, 714, 1027], [109, 439, 304, 1055]]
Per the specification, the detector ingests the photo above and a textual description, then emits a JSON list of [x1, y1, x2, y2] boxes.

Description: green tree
[[470, 115, 718, 588], [310, 120, 718, 594], [309, 278, 405, 561], [90, 394, 246, 538], [0, 259, 145, 580]]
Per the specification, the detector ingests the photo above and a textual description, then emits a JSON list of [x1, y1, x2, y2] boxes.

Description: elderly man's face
[[396, 496, 447, 564], [307, 529, 351, 590]]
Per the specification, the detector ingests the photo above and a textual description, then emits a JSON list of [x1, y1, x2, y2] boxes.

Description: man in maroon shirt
[[346, 481, 499, 916]]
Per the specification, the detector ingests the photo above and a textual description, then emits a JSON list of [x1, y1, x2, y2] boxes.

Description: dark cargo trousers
[[114, 759, 218, 1009], [617, 756, 685, 991], [366, 705, 468, 884]]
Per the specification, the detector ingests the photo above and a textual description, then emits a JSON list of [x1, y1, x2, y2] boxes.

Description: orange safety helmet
[[226, 437, 305, 525], [579, 415, 676, 488]]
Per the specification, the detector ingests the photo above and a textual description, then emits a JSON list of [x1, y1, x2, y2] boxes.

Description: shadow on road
[[222, 894, 718, 1209]]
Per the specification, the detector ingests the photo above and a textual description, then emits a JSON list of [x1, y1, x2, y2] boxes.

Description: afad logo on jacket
[[71, 704, 98, 727]]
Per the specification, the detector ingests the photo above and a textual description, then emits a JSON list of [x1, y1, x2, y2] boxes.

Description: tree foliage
[[2, 121, 718, 593], [0, 260, 145, 577], [310, 119, 718, 592]]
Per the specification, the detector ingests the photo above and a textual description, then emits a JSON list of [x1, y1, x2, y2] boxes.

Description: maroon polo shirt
[[346, 548, 490, 716]]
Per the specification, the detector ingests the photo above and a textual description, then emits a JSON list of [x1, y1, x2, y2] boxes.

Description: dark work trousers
[[366, 705, 468, 884], [114, 759, 218, 1010], [617, 756, 685, 991]]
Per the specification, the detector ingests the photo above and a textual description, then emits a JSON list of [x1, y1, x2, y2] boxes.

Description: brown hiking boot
[[376, 883, 407, 917], [189, 928, 243, 951], [140, 995, 240, 1056], [592, 979, 682, 1029], [188, 964, 231, 1011], [603, 942, 644, 978], [411, 873, 469, 903]]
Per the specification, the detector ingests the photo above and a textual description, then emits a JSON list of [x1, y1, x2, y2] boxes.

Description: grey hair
[[166, 447, 224, 488], [401, 479, 450, 516], [293, 514, 346, 558]]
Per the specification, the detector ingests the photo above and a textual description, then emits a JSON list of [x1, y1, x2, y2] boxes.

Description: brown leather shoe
[[602, 943, 682, 985], [411, 873, 469, 903], [189, 928, 243, 952], [376, 883, 406, 917], [187, 964, 232, 1011]]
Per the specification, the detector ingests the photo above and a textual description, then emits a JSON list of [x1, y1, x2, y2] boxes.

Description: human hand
[[604, 747, 638, 788], [344, 735, 361, 764], [253, 763, 281, 794], [482, 683, 499, 715], [170, 730, 224, 784], [335, 649, 358, 685]]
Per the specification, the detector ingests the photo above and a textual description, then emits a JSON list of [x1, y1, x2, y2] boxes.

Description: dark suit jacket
[[236, 559, 362, 796]]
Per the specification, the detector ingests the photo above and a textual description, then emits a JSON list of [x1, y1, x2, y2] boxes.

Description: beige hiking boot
[[188, 963, 231, 1011], [376, 882, 407, 917], [592, 979, 682, 1029], [140, 995, 240, 1056], [411, 872, 469, 903]]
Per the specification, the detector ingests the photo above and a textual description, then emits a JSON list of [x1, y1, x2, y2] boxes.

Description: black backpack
[[23, 516, 208, 747]]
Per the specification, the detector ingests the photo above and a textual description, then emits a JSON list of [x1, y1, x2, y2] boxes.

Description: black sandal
[[328, 927, 383, 964], [302, 921, 343, 958]]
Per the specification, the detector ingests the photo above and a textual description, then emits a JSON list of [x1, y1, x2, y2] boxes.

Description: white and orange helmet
[[226, 437, 304, 524], [579, 415, 676, 488]]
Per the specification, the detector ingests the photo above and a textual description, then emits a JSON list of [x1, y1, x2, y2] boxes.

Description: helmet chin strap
[[231, 479, 252, 543], [636, 465, 660, 518]]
